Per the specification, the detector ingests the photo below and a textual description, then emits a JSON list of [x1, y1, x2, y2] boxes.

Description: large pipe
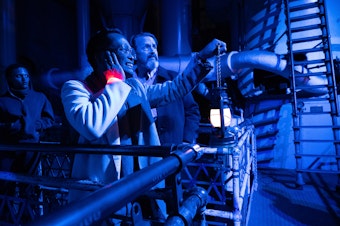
[[221, 50, 328, 95], [96, 0, 148, 39], [76, 0, 90, 69], [165, 186, 208, 226], [159, 50, 328, 95], [39, 0, 91, 90], [29, 145, 203, 226], [160, 0, 192, 56]]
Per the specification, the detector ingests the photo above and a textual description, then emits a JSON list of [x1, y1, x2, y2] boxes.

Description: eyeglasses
[[116, 47, 135, 56]]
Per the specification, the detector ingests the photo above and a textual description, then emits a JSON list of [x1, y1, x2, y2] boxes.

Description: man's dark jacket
[[153, 66, 200, 144]]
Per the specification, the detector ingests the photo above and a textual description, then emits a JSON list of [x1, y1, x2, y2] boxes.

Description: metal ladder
[[284, 0, 340, 189]]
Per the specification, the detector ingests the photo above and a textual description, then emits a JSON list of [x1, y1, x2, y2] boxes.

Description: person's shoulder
[[60, 80, 88, 97], [28, 89, 49, 97], [62, 79, 85, 89], [158, 66, 178, 80], [0, 91, 10, 98], [125, 77, 144, 93], [64, 79, 84, 86], [0, 94, 10, 103]]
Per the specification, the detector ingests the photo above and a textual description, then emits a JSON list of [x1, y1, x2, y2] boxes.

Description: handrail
[[0, 143, 174, 157], [28, 144, 203, 226]]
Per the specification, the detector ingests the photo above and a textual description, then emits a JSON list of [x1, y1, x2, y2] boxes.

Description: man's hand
[[10, 119, 22, 132], [198, 39, 227, 59]]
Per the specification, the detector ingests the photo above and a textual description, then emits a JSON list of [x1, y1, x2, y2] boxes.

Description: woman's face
[[98, 33, 135, 78]]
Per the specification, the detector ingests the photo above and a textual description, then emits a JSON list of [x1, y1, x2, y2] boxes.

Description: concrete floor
[[247, 168, 340, 226]]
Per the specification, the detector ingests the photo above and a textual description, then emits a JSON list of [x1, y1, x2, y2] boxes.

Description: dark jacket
[[153, 66, 200, 144], [0, 89, 55, 177], [0, 89, 55, 144]]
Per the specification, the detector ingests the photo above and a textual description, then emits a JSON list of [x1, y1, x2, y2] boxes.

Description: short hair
[[130, 32, 158, 50], [86, 27, 124, 67], [5, 63, 29, 79]]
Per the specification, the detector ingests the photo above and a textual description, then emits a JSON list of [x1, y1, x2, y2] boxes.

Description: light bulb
[[210, 107, 232, 128]]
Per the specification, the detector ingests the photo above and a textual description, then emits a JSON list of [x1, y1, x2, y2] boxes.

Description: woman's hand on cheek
[[104, 51, 125, 83]]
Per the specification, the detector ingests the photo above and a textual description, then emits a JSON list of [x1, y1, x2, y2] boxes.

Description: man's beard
[[146, 60, 159, 71]]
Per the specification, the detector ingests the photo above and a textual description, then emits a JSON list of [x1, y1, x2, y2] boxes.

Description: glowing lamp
[[210, 107, 231, 128], [209, 43, 235, 143], [209, 87, 232, 138]]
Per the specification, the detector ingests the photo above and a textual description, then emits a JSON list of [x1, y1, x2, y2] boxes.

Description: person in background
[[61, 27, 226, 222], [130, 32, 201, 145], [0, 63, 55, 195]]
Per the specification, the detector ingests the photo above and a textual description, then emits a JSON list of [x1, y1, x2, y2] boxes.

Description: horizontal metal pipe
[[29, 146, 201, 226], [204, 208, 234, 220], [0, 143, 174, 157], [0, 171, 102, 191]]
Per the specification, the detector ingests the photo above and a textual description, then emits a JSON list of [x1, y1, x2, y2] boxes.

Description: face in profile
[[8, 67, 30, 90]]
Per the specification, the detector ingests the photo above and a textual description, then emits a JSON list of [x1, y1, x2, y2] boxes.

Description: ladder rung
[[292, 47, 327, 55], [295, 154, 340, 158], [295, 169, 340, 174], [293, 96, 336, 104], [295, 111, 333, 116], [293, 72, 326, 77], [294, 139, 337, 142], [292, 35, 325, 43], [291, 24, 323, 33], [294, 125, 340, 129], [295, 84, 328, 90], [294, 97, 330, 102], [292, 59, 326, 67], [290, 13, 321, 23], [289, 2, 319, 12], [304, 59, 327, 65]]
